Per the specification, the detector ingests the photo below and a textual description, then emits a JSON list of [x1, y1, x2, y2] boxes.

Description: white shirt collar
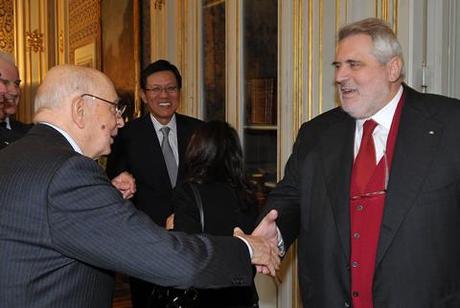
[[150, 113, 177, 132], [356, 85, 403, 129], [40, 122, 83, 154], [2, 117, 11, 130]]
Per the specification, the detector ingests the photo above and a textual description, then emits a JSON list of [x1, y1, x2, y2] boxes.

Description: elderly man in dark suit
[[0, 64, 280, 308], [255, 18, 460, 307], [106, 59, 204, 307], [0, 51, 31, 149]]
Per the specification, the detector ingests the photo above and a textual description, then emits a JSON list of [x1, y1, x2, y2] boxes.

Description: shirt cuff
[[235, 235, 253, 259], [277, 227, 286, 257]]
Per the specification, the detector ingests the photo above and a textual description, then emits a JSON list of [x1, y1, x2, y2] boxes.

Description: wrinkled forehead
[[0, 59, 19, 80]]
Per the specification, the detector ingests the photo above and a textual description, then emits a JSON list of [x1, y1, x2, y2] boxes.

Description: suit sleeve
[[260, 124, 310, 250], [47, 155, 253, 289]]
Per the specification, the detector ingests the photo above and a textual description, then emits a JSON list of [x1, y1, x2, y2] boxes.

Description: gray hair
[[338, 18, 405, 79], [34, 64, 106, 112]]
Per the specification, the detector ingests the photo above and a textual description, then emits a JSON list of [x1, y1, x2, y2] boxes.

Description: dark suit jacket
[[263, 85, 460, 307], [173, 182, 259, 307], [106, 113, 203, 225], [0, 118, 31, 149], [0, 124, 253, 308]]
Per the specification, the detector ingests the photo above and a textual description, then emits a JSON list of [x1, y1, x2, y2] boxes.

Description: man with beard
[[254, 18, 460, 308]]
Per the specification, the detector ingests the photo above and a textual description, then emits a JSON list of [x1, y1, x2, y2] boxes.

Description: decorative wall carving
[[153, 0, 164, 10], [25, 30, 44, 53], [0, 0, 14, 53], [68, 0, 100, 65]]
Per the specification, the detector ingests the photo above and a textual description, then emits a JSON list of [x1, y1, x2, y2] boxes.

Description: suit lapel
[[376, 88, 443, 265], [322, 115, 355, 261], [176, 115, 190, 180]]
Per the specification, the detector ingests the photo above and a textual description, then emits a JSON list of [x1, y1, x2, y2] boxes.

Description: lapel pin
[[428, 130, 435, 135]]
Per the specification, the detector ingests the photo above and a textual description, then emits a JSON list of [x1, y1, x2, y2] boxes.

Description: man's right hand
[[252, 209, 281, 275], [233, 227, 280, 277]]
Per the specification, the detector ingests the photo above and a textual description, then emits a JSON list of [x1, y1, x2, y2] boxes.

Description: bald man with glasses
[[0, 64, 280, 308]]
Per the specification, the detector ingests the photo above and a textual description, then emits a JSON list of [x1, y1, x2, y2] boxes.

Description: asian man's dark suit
[[263, 85, 460, 307], [106, 112, 203, 307], [0, 118, 31, 149], [0, 124, 253, 308], [107, 113, 203, 225]]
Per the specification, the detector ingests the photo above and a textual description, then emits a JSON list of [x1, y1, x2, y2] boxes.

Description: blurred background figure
[[0, 51, 31, 149], [172, 120, 260, 308]]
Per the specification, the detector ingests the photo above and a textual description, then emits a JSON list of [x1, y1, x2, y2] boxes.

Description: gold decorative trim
[[133, 0, 141, 117], [153, 0, 165, 10], [307, 0, 313, 120], [59, 30, 64, 53], [68, 0, 100, 65], [336, 0, 341, 32], [292, 0, 303, 135], [236, 0, 241, 127], [26, 29, 44, 53], [393, 0, 398, 34], [0, 0, 15, 53]]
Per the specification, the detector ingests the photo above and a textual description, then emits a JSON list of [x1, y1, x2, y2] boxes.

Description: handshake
[[233, 209, 281, 277]]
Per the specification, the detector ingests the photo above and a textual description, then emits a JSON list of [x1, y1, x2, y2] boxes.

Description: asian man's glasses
[[350, 151, 389, 200], [80, 93, 127, 117], [144, 85, 178, 95]]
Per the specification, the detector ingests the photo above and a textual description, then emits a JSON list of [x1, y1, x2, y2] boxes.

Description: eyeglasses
[[144, 85, 179, 95], [350, 151, 389, 200], [81, 93, 127, 117]]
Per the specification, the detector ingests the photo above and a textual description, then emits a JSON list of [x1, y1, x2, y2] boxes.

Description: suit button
[[232, 278, 243, 285], [352, 291, 359, 297], [351, 261, 359, 268], [356, 205, 364, 211], [344, 301, 351, 307]]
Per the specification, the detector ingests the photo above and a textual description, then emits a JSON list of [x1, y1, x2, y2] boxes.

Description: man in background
[[0, 64, 279, 308], [107, 59, 203, 307], [255, 18, 460, 307], [0, 71, 7, 145], [0, 51, 31, 149]]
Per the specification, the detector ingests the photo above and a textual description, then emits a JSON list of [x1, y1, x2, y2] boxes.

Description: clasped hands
[[233, 210, 281, 277]]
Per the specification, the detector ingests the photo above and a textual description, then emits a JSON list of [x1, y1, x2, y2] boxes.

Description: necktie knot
[[160, 126, 170, 137], [362, 119, 377, 138]]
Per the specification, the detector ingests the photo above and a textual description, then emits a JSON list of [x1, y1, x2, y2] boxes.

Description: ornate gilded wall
[[0, 0, 14, 54], [68, 0, 100, 66]]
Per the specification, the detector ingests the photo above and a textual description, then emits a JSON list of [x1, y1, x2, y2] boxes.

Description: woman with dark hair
[[172, 120, 259, 308]]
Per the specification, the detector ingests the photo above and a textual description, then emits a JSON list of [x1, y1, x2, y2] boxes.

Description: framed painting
[[74, 41, 97, 68]]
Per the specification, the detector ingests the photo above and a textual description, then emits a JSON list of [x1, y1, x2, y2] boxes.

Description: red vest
[[349, 95, 404, 308]]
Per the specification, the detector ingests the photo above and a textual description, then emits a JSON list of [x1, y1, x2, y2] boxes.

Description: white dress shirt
[[40, 122, 83, 154], [354, 86, 403, 162]]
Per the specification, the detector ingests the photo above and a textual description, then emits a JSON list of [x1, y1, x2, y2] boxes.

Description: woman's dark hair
[[185, 120, 255, 209]]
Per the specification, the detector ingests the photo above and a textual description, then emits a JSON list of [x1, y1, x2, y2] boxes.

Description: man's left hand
[[112, 171, 136, 199]]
